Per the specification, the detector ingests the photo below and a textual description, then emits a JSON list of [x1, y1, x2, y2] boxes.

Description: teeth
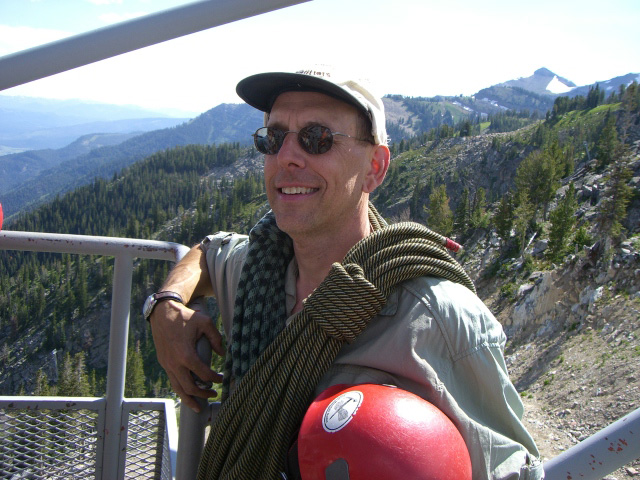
[[281, 187, 315, 194]]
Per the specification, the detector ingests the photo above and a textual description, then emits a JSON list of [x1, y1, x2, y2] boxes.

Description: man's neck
[[291, 217, 371, 310]]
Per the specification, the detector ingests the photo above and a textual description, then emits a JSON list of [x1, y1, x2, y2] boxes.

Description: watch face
[[143, 292, 183, 320], [143, 294, 155, 319]]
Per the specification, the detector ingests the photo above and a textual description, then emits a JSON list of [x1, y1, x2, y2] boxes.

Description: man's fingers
[[167, 371, 201, 412], [185, 350, 222, 384], [182, 312, 224, 380], [168, 368, 221, 413], [197, 315, 225, 357]]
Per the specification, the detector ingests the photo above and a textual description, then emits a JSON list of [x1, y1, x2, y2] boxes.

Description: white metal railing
[[0, 230, 190, 479]]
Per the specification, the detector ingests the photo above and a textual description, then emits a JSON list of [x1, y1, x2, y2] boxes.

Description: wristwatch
[[143, 291, 185, 321]]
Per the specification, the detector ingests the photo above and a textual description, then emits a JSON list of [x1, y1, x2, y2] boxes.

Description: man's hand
[[149, 299, 224, 412]]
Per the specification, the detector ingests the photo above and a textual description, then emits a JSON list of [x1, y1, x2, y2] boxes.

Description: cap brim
[[236, 72, 364, 114]]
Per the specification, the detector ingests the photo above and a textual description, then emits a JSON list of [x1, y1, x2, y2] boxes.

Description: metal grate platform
[[0, 398, 102, 479], [0, 397, 177, 480], [123, 405, 173, 479]]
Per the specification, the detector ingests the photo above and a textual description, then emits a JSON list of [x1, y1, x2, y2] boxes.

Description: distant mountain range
[[491, 67, 639, 98], [0, 131, 141, 196], [0, 103, 262, 217], [475, 69, 639, 114], [499, 67, 577, 95], [0, 95, 195, 152], [568, 72, 640, 98], [1, 67, 638, 219]]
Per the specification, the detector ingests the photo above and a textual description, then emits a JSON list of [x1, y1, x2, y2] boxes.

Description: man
[[147, 67, 544, 479]]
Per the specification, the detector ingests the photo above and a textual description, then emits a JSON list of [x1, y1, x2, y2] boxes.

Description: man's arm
[[149, 244, 224, 412]]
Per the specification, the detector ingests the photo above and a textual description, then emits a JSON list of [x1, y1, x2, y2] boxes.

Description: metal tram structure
[[0, 1, 638, 478]]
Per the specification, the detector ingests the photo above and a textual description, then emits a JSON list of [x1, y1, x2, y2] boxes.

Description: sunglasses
[[252, 125, 370, 155]]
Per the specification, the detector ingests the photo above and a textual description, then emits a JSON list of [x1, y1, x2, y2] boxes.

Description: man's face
[[264, 91, 374, 240]]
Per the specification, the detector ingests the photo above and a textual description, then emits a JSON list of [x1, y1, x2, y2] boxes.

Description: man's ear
[[363, 144, 390, 193]]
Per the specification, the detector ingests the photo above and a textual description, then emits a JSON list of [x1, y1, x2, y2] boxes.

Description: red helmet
[[297, 384, 471, 480]]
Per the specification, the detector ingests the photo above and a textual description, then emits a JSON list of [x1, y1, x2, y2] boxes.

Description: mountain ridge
[[498, 67, 577, 96], [0, 94, 197, 151], [0, 103, 262, 217], [2, 68, 637, 219], [0, 131, 142, 195]]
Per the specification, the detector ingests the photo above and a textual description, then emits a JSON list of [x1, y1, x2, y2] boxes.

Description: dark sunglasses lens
[[254, 127, 282, 154], [299, 125, 333, 154]]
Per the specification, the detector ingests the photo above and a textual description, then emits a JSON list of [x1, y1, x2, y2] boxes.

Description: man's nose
[[276, 132, 306, 168]]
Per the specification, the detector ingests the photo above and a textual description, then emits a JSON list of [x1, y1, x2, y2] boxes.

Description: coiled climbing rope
[[197, 205, 475, 480]]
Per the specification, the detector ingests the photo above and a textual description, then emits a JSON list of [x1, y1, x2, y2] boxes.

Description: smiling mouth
[[280, 187, 317, 195]]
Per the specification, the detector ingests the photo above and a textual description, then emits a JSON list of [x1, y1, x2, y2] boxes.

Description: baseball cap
[[236, 66, 388, 145]]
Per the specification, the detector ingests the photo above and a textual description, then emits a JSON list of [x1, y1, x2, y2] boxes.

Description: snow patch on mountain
[[453, 101, 474, 112], [546, 76, 574, 94]]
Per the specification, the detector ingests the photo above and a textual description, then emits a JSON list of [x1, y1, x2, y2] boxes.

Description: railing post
[[102, 252, 134, 480], [175, 297, 213, 480], [176, 342, 213, 480]]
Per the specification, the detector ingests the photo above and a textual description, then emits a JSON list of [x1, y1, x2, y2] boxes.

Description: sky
[[1, 0, 639, 117]]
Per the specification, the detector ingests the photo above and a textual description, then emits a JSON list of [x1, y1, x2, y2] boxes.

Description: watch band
[[143, 291, 184, 321]]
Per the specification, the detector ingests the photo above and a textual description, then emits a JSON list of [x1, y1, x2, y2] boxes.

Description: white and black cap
[[236, 66, 388, 146]]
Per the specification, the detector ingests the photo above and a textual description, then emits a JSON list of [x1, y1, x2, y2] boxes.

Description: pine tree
[[547, 183, 578, 262], [546, 139, 564, 177], [621, 81, 639, 115], [57, 352, 91, 397], [597, 148, 633, 244], [494, 192, 514, 246], [77, 256, 88, 317], [454, 188, 469, 234], [459, 120, 472, 137], [515, 149, 559, 220], [573, 226, 592, 252], [470, 187, 487, 228], [427, 185, 453, 236], [586, 84, 604, 109], [57, 353, 73, 396], [88, 369, 98, 397], [596, 111, 620, 170], [561, 143, 575, 178], [34, 368, 51, 396], [410, 179, 422, 220], [125, 342, 147, 398], [513, 190, 535, 257]]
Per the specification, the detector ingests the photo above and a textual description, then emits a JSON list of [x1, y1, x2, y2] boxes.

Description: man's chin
[[273, 212, 316, 237]]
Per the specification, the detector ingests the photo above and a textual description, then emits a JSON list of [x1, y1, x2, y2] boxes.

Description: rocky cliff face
[[457, 145, 640, 478], [0, 297, 112, 394]]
